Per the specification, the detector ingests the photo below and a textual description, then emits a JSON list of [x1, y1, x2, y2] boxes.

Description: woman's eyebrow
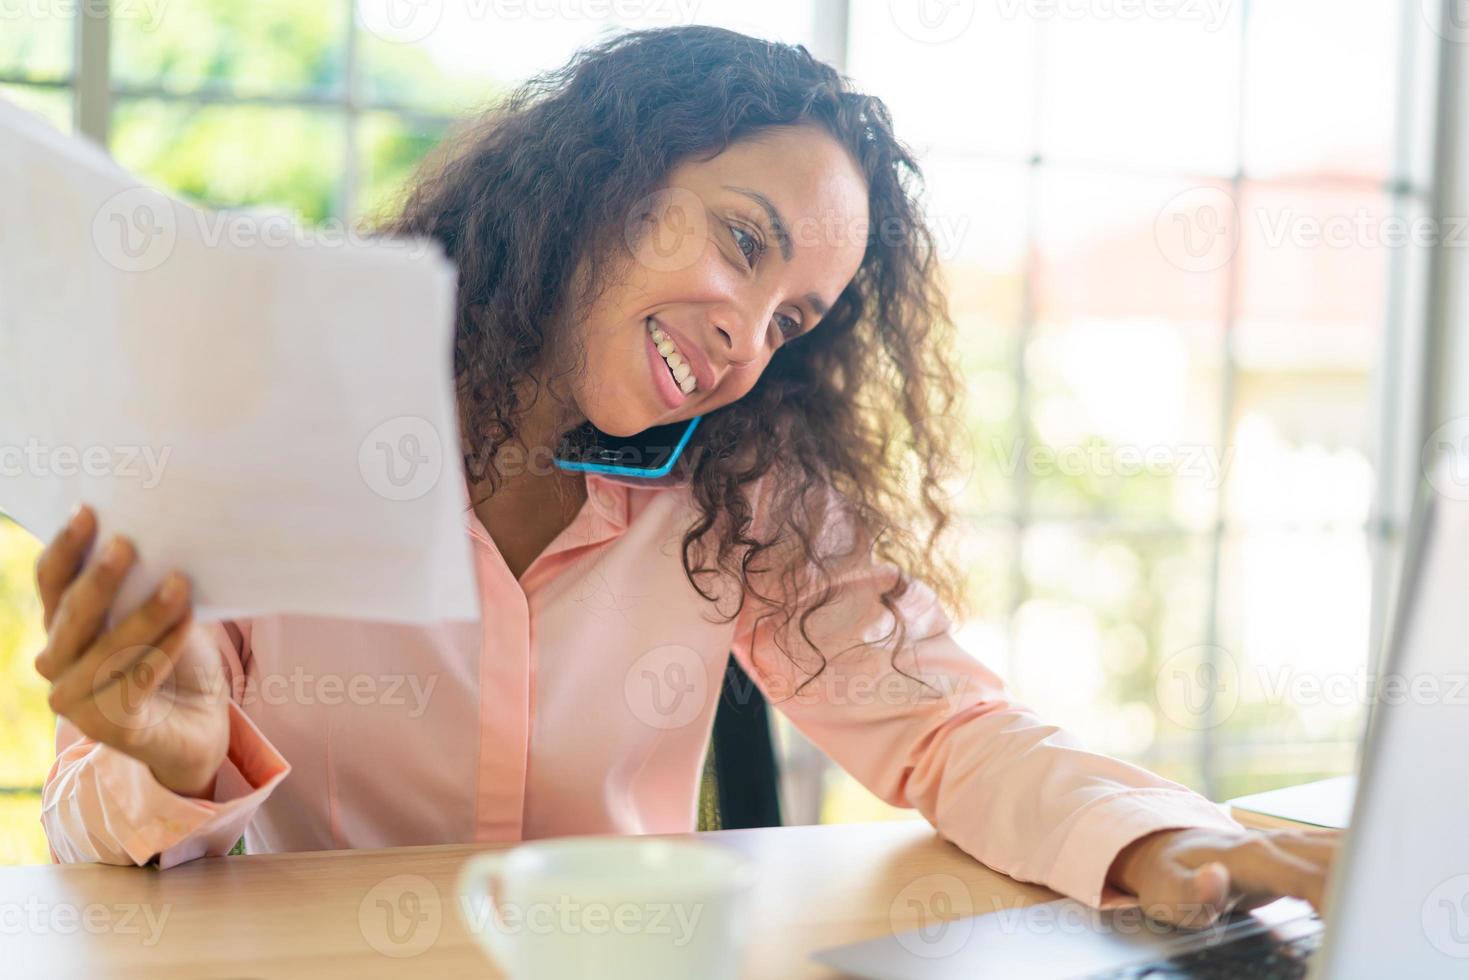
[[722, 184, 831, 319], [724, 185, 793, 261]]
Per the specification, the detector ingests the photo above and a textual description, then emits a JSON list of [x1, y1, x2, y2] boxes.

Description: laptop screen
[[1315, 476, 1469, 977]]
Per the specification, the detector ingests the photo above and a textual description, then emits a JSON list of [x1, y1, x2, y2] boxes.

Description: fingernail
[[102, 537, 129, 571], [160, 573, 186, 603], [66, 503, 87, 533]]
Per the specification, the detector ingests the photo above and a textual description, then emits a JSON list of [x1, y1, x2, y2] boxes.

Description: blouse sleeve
[[727, 481, 1243, 909], [41, 620, 290, 868]]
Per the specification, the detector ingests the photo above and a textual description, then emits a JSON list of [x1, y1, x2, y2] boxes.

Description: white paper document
[[0, 96, 479, 625]]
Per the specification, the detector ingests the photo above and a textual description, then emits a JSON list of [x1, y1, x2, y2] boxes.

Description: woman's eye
[[729, 223, 763, 266], [775, 313, 801, 339]]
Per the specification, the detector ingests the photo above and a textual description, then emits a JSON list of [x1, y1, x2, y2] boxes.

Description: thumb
[[1189, 861, 1233, 918], [1135, 859, 1228, 930], [1172, 861, 1234, 929]]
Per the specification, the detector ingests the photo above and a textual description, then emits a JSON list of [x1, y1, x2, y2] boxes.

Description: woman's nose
[[712, 315, 762, 366]]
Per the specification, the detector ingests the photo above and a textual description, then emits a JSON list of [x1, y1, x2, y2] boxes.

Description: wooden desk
[[3, 820, 1060, 979]]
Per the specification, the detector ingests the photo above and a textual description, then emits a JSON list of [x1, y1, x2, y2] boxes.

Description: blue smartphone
[[552, 416, 702, 479]]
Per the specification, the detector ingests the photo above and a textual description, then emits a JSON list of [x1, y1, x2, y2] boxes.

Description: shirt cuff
[[94, 700, 290, 867], [1047, 788, 1247, 909]]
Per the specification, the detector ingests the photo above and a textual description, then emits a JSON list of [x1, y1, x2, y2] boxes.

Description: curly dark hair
[[387, 25, 968, 694]]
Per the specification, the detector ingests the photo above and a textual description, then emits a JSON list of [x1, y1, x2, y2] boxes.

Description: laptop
[[813, 470, 1469, 979]]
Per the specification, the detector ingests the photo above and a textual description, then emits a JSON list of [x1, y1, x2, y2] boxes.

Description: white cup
[[456, 836, 756, 979]]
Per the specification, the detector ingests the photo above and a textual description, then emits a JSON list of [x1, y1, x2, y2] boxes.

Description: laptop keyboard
[[1088, 927, 1324, 979]]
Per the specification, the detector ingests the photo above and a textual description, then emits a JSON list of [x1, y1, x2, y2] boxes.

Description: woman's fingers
[[1199, 835, 1330, 916], [1139, 859, 1235, 929], [33, 534, 137, 682], [1269, 828, 1342, 867], [1135, 829, 1339, 930], [56, 612, 194, 753], [45, 572, 192, 717], [34, 505, 96, 630]]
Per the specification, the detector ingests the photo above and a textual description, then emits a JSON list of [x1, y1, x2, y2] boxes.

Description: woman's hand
[[32, 504, 230, 798], [1107, 825, 1342, 929]]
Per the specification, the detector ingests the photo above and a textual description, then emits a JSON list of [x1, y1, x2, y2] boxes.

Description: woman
[[33, 26, 1335, 927]]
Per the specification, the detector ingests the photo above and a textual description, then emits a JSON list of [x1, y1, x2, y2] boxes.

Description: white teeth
[[647, 318, 697, 394]]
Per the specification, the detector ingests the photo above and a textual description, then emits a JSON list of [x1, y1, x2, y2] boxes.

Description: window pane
[[1242, 0, 1401, 180], [959, 333, 1021, 519], [822, 518, 1017, 825], [1037, 170, 1234, 322], [846, 3, 1037, 157], [1025, 325, 1224, 529], [1212, 746, 1356, 801], [953, 518, 1018, 673], [1225, 373, 1376, 529], [1040, 6, 1241, 176], [355, 1, 817, 115], [923, 156, 1028, 517], [354, 111, 449, 224], [113, 0, 347, 98], [1234, 184, 1390, 374], [1216, 529, 1373, 754], [0, 517, 49, 865], [0, 82, 71, 131], [1031, 170, 1229, 529], [0, 793, 48, 865], [676, 0, 816, 46], [1225, 183, 1388, 530], [0, 5, 72, 81], [111, 101, 346, 224], [1015, 524, 1213, 783]]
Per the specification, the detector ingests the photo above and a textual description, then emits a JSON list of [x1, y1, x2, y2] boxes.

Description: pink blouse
[[41, 468, 1242, 908]]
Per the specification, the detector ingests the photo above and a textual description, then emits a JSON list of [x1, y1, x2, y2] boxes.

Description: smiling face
[[561, 123, 870, 437]]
